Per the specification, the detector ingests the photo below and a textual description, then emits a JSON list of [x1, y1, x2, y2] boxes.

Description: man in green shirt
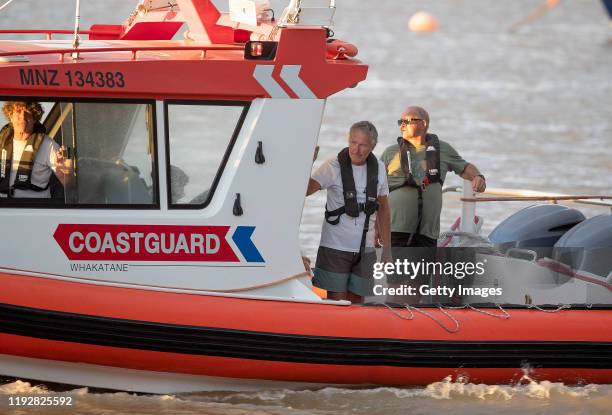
[[380, 106, 486, 248]]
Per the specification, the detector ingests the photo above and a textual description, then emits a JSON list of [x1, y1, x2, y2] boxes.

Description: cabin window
[[0, 99, 158, 208], [165, 102, 249, 207]]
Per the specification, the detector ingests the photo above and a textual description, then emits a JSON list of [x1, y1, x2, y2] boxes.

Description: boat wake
[[1, 376, 610, 415], [421, 374, 598, 400], [202, 375, 600, 403]]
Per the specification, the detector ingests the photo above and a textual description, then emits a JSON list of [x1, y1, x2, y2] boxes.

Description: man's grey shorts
[[313, 246, 377, 297]]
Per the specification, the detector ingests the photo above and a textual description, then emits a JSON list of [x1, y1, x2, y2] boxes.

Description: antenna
[[0, 0, 18, 13], [71, 0, 81, 59]]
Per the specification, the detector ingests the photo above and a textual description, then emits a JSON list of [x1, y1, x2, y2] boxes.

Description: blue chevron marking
[[232, 226, 264, 263]]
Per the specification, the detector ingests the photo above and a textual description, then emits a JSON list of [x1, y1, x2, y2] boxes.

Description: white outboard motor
[[553, 215, 612, 279], [488, 204, 585, 259]]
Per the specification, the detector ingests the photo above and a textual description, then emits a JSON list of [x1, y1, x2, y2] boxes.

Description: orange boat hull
[[1, 273, 611, 387]]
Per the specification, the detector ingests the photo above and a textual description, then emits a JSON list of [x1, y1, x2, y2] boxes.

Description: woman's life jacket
[[0, 122, 49, 196]]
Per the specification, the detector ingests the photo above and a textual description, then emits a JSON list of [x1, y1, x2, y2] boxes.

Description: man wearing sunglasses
[[379, 106, 485, 303], [381, 106, 485, 250]]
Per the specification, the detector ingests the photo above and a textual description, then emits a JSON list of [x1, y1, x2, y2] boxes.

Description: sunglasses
[[397, 118, 424, 126]]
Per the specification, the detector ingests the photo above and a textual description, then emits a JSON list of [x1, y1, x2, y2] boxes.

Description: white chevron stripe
[[253, 65, 289, 98], [279, 65, 316, 99]]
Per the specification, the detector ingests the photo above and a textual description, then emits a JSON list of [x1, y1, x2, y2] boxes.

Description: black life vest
[[388, 134, 442, 243], [389, 133, 442, 192], [0, 122, 49, 196], [324, 147, 379, 225], [324, 147, 379, 262]]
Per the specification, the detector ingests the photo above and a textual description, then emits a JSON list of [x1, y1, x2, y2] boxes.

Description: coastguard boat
[[0, 0, 611, 393]]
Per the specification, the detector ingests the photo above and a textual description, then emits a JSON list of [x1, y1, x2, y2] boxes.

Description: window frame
[[0, 96, 160, 210], [164, 100, 251, 210]]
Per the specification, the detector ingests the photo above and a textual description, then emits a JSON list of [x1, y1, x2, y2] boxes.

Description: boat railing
[[444, 181, 612, 234], [276, 0, 336, 30], [0, 44, 244, 62], [462, 194, 612, 205], [444, 184, 612, 207]]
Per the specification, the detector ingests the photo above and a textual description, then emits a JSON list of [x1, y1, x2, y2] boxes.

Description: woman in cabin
[[0, 101, 72, 199]]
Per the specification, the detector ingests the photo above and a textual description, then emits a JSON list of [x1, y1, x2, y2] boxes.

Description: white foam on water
[[0, 380, 49, 395], [421, 375, 599, 401], [187, 375, 602, 404]]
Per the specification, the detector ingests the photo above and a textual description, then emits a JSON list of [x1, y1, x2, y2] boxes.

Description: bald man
[[379, 106, 485, 304], [380, 106, 485, 248]]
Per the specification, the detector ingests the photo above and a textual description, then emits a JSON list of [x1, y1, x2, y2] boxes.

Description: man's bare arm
[[459, 163, 486, 193], [305, 146, 322, 197], [306, 178, 321, 196]]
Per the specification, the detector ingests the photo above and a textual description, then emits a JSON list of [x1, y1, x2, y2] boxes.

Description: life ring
[[326, 39, 358, 60]]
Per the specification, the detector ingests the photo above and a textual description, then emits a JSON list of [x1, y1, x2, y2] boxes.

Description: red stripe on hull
[[2, 333, 611, 385]]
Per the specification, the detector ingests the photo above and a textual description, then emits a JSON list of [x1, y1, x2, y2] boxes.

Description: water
[[1, 376, 611, 415], [1, 0, 611, 413]]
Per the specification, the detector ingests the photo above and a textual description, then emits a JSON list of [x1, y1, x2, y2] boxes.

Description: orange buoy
[[408, 11, 439, 33]]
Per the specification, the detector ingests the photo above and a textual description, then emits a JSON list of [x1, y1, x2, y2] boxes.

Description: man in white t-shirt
[[0, 101, 72, 199], [307, 121, 391, 303]]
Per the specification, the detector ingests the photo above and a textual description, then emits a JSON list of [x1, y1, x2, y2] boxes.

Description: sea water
[[1, 375, 611, 414]]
